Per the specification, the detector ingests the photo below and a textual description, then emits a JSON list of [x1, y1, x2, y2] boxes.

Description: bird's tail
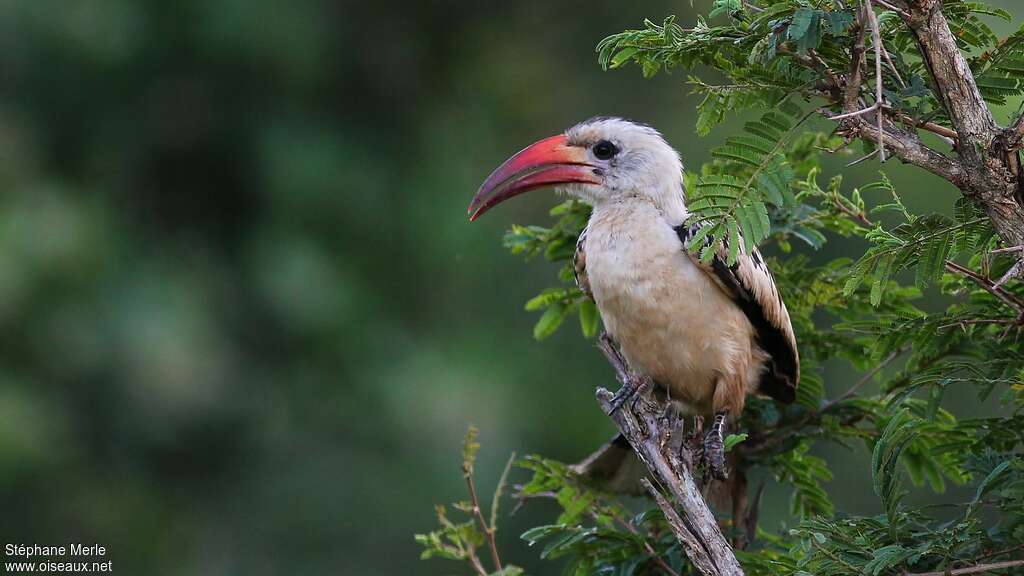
[[571, 433, 650, 495], [572, 434, 741, 519]]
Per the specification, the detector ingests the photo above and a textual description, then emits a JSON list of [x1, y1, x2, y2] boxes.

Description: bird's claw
[[608, 375, 645, 416], [702, 413, 729, 481]]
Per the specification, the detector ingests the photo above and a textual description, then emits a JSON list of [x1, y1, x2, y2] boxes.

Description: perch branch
[[595, 334, 744, 576]]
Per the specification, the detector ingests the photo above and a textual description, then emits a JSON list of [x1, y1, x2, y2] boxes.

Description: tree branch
[[595, 334, 744, 576], [901, 1, 998, 162], [823, 2, 966, 186], [838, 117, 966, 185]]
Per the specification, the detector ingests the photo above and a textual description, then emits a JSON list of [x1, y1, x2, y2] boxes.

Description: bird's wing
[[675, 224, 799, 403], [574, 229, 592, 300]]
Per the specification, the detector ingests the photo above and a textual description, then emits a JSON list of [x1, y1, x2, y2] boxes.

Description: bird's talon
[[703, 432, 728, 480], [702, 413, 729, 480], [607, 383, 637, 416]]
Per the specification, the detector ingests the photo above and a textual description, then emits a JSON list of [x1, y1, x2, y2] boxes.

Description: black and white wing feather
[[573, 229, 592, 300], [676, 224, 800, 403]]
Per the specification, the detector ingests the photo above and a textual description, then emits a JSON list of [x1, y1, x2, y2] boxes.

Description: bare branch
[[945, 261, 1024, 310], [994, 259, 1024, 289], [849, 120, 964, 185], [611, 513, 684, 576], [900, 1, 998, 163], [867, 0, 888, 161], [596, 335, 744, 576], [874, 0, 910, 18], [820, 345, 910, 411], [845, 5, 868, 111], [847, 149, 880, 167], [992, 245, 1024, 255], [895, 112, 958, 143], [465, 465, 503, 572], [827, 103, 880, 121]]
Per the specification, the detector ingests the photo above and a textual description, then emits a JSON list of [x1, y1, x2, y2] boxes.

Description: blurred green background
[[0, 1, 1018, 574]]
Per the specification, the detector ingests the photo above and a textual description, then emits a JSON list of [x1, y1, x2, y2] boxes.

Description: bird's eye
[[592, 140, 619, 160]]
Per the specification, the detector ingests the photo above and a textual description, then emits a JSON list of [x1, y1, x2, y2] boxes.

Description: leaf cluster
[[422, 1, 1024, 574]]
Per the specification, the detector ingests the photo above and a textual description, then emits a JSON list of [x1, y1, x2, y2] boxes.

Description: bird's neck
[[592, 182, 688, 227]]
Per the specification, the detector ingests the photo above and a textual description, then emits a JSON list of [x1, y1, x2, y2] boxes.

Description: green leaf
[[533, 305, 567, 340], [610, 46, 638, 68], [788, 9, 814, 42], [579, 299, 599, 338], [824, 10, 855, 36], [463, 425, 480, 475], [788, 10, 822, 53], [725, 433, 748, 452], [872, 410, 916, 522], [971, 459, 1013, 509], [709, 0, 742, 19], [726, 218, 741, 265], [865, 545, 914, 576]]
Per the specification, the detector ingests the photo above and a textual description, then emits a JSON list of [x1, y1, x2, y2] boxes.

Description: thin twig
[[895, 112, 958, 142], [974, 544, 1024, 563], [612, 515, 683, 576], [845, 5, 868, 111], [945, 261, 1024, 310], [465, 546, 489, 576], [992, 245, 1024, 255], [828, 103, 880, 121], [820, 345, 909, 412], [873, 0, 910, 18], [847, 149, 881, 167], [994, 259, 1024, 289], [491, 451, 515, 529], [466, 470, 503, 572], [881, 47, 906, 89], [830, 195, 874, 227], [516, 486, 683, 576], [904, 558, 1024, 576], [937, 318, 1015, 331], [830, 200, 1024, 311], [866, 0, 887, 162]]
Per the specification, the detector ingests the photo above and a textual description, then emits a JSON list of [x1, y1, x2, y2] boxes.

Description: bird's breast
[[584, 203, 758, 412]]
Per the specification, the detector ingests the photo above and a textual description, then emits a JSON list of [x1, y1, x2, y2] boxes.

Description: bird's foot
[[658, 405, 684, 459], [702, 412, 729, 481], [608, 374, 648, 416]]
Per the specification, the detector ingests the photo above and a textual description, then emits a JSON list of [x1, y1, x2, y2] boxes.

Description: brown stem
[[944, 261, 1024, 311], [820, 345, 910, 411], [828, 196, 1024, 312], [895, 112, 958, 142], [904, 558, 1024, 576], [612, 515, 683, 576], [866, 0, 887, 161], [465, 545, 489, 576], [465, 472, 503, 572]]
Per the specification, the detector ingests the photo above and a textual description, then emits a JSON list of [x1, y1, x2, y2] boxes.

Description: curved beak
[[468, 134, 599, 221]]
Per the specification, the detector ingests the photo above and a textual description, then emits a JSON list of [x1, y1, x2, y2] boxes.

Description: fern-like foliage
[[423, 2, 1024, 575], [686, 102, 808, 262], [845, 188, 995, 305]]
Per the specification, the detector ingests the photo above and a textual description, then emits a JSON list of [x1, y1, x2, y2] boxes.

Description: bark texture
[[835, 1, 1024, 260], [595, 335, 745, 576]]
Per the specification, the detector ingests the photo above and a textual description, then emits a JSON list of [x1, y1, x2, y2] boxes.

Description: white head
[[468, 117, 688, 224]]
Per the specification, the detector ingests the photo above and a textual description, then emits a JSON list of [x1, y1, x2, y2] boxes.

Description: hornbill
[[468, 117, 799, 481]]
